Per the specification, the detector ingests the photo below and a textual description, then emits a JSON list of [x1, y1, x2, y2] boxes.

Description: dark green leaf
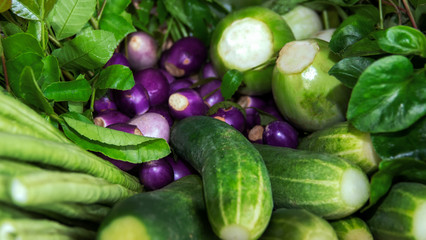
[[99, 13, 136, 45], [11, 0, 41, 20], [43, 78, 92, 102], [0, 0, 11, 13], [95, 65, 134, 90], [101, 0, 130, 15], [221, 69, 243, 100], [206, 100, 246, 118], [184, 0, 216, 44], [162, 0, 191, 27], [26, 20, 44, 42], [6, 52, 43, 96], [68, 101, 84, 113], [134, 0, 155, 26], [0, 21, 23, 37], [347, 55, 426, 133], [371, 116, 426, 161], [48, 0, 97, 40], [348, 4, 379, 22], [2, 33, 43, 60], [39, 55, 61, 90], [328, 56, 375, 88], [52, 29, 117, 71], [377, 25, 426, 57], [60, 112, 170, 163], [341, 31, 384, 58]]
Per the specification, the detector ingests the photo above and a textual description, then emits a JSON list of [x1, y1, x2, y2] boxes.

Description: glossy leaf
[[52, 29, 117, 71], [99, 12, 136, 45], [347, 55, 426, 133], [220, 69, 243, 100], [341, 30, 384, 57], [43, 78, 92, 102], [100, 0, 130, 15], [26, 20, 43, 42], [39, 55, 60, 90], [48, 0, 96, 40], [2, 33, 43, 60], [95, 65, 134, 90], [0, 0, 11, 13], [11, 0, 41, 20], [328, 56, 375, 88], [377, 25, 426, 57], [6, 52, 43, 96]]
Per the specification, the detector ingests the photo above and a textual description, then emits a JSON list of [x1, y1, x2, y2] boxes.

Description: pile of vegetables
[[1, 0, 426, 239]]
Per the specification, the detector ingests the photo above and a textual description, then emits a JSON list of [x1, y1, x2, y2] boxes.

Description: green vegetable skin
[[368, 182, 426, 240], [254, 144, 370, 220], [260, 208, 338, 240], [210, 6, 294, 95], [272, 38, 351, 132], [97, 175, 219, 240], [170, 116, 273, 240], [331, 217, 373, 240]]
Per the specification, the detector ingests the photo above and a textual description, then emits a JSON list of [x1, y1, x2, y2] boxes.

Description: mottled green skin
[[331, 217, 373, 240], [170, 116, 273, 239], [298, 121, 381, 174], [97, 175, 219, 240], [272, 39, 351, 132], [368, 182, 426, 240], [260, 208, 338, 240], [254, 144, 369, 220], [210, 6, 294, 95]]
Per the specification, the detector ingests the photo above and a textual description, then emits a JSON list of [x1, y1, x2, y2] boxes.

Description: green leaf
[[0, 21, 23, 36], [6, 52, 43, 96], [101, 0, 130, 15], [60, 112, 170, 163], [220, 69, 243, 100], [0, 0, 11, 13], [328, 56, 375, 88], [347, 55, 426, 133], [162, 0, 191, 27], [48, 0, 96, 40], [2, 33, 43, 60], [206, 100, 246, 118], [95, 65, 134, 90], [371, 116, 426, 161], [99, 12, 136, 45], [377, 25, 426, 57], [52, 29, 117, 72], [11, 0, 41, 20], [26, 20, 43, 42], [341, 31, 384, 58], [18, 66, 54, 114], [39, 55, 61, 90], [43, 78, 92, 102], [184, 0, 216, 45], [68, 101, 84, 113], [42, 0, 57, 19]]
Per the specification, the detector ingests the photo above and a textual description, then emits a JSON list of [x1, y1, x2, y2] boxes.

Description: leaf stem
[[402, 0, 418, 29], [90, 17, 99, 30], [383, 0, 402, 25], [97, 0, 107, 20], [379, 0, 384, 29], [62, 70, 74, 81], [48, 34, 62, 48], [322, 10, 330, 29]]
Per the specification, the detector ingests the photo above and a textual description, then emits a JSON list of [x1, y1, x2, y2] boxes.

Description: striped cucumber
[[254, 144, 370, 219], [260, 208, 338, 240], [170, 116, 273, 240], [368, 182, 426, 240], [97, 175, 219, 240], [298, 121, 381, 174], [331, 217, 373, 240]]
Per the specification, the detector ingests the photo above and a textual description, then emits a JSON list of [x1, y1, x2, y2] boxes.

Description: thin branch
[[383, 0, 403, 25], [402, 0, 418, 28]]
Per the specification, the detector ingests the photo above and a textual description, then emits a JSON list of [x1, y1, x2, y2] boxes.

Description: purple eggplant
[[128, 112, 170, 142], [168, 78, 193, 95], [160, 69, 176, 84], [111, 84, 150, 117], [197, 79, 224, 107], [134, 68, 170, 106], [245, 107, 261, 129], [210, 106, 246, 133], [160, 37, 207, 77], [237, 95, 266, 109], [104, 52, 130, 68], [97, 153, 137, 172], [165, 156, 194, 181], [107, 122, 142, 135], [94, 95, 117, 115], [126, 32, 158, 71], [147, 104, 174, 128], [263, 120, 299, 148], [139, 158, 174, 190], [202, 62, 218, 79], [93, 110, 130, 127], [168, 88, 207, 120], [247, 125, 264, 144]]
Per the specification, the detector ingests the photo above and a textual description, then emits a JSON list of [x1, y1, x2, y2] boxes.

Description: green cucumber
[[331, 217, 373, 240], [97, 175, 219, 240], [368, 182, 426, 240], [170, 116, 273, 240], [260, 208, 338, 240], [254, 144, 370, 220], [298, 121, 381, 174]]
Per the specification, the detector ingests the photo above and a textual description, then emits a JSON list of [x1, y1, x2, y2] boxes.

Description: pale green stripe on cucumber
[[0, 202, 40, 219], [0, 132, 141, 192], [0, 218, 96, 240], [298, 121, 381, 174], [368, 182, 426, 240], [254, 144, 370, 220], [330, 217, 373, 240]]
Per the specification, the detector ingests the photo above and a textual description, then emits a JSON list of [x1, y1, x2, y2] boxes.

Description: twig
[[402, 0, 418, 28], [383, 0, 403, 25], [379, 0, 384, 29]]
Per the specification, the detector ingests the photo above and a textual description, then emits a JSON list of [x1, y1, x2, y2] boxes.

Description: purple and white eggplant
[[147, 104, 174, 128], [168, 88, 207, 120], [247, 125, 264, 144], [237, 95, 266, 129], [245, 107, 261, 129], [128, 112, 170, 142], [201, 62, 219, 79], [263, 120, 299, 148], [104, 52, 130, 68], [160, 69, 176, 84], [165, 156, 194, 181], [210, 106, 246, 133], [107, 122, 142, 135], [111, 84, 150, 117], [94, 95, 117, 115], [197, 79, 224, 108], [99, 154, 137, 172], [126, 32, 158, 71], [93, 110, 130, 127], [168, 78, 193, 95], [134, 68, 170, 106], [139, 158, 174, 190]]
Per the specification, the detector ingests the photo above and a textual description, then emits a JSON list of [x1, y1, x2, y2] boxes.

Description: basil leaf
[[347, 55, 426, 133], [328, 56, 375, 88], [48, 0, 97, 40], [220, 69, 243, 100], [99, 12, 136, 45], [52, 29, 117, 72], [11, 0, 41, 20], [2, 32, 43, 60], [43, 78, 92, 102], [377, 25, 426, 57], [95, 65, 134, 90]]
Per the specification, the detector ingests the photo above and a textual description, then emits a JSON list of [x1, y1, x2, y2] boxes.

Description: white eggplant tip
[[277, 40, 319, 74], [340, 168, 370, 208], [220, 224, 250, 240], [10, 179, 27, 204], [413, 202, 426, 240], [168, 93, 189, 111]]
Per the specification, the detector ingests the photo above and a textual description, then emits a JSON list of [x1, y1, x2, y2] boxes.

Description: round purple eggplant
[[197, 79, 224, 107], [98, 153, 137, 172], [210, 106, 246, 133], [93, 110, 130, 127], [168, 78, 193, 95], [107, 122, 142, 135], [202, 62, 219, 79], [263, 120, 299, 148], [245, 107, 261, 129], [111, 84, 150, 117], [134, 68, 170, 106], [147, 104, 174, 128], [160, 37, 207, 77], [94, 95, 117, 115], [104, 52, 130, 68], [126, 32, 158, 71], [165, 156, 194, 181], [160, 69, 176, 84], [168, 88, 207, 120], [247, 125, 264, 144], [139, 158, 174, 190], [237, 95, 266, 109], [128, 112, 170, 142]]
